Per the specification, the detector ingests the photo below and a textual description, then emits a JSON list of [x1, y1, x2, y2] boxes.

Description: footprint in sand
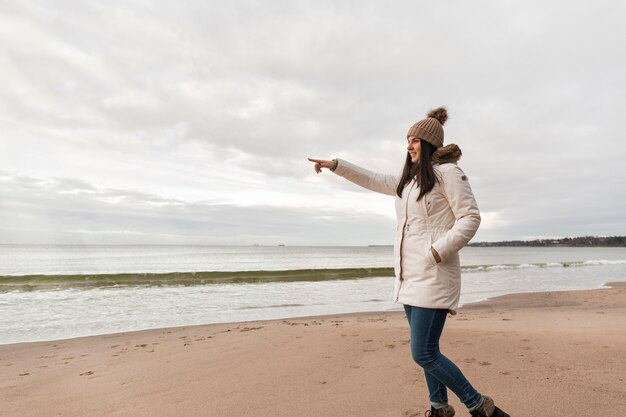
[[479, 361, 491, 366], [80, 371, 94, 376], [362, 339, 374, 343], [384, 344, 395, 349], [19, 372, 30, 376], [135, 344, 148, 348], [366, 318, 387, 323], [240, 326, 264, 332], [464, 358, 476, 363], [404, 410, 421, 417]]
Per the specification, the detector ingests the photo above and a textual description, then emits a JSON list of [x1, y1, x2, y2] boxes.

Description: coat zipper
[[395, 180, 414, 302]]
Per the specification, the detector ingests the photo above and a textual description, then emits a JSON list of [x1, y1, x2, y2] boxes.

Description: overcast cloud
[[1, 0, 625, 245]]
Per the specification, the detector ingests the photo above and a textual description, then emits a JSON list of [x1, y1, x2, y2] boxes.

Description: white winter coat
[[333, 145, 480, 314]]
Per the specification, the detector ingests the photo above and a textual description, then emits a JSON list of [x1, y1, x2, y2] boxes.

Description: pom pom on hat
[[427, 107, 448, 126], [406, 106, 448, 148]]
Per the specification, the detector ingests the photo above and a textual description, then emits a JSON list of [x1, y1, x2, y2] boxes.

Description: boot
[[425, 404, 455, 417], [469, 396, 510, 417]]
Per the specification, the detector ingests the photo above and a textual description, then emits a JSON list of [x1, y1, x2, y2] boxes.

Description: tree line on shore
[[468, 236, 626, 247]]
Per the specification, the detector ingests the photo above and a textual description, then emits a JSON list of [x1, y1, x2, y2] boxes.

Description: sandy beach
[[1, 282, 625, 417]]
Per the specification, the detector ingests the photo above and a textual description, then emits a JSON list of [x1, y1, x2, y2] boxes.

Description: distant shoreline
[[468, 235, 626, 247]]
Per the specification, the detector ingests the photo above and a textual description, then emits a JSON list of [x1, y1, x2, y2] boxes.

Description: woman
[[308, 108, 510, 417]]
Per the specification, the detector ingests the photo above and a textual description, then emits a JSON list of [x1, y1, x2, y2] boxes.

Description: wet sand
[[1, 282, 625, 417]]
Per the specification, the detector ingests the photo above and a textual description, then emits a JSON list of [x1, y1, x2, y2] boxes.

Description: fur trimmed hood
[[432, 144, 461, 165]]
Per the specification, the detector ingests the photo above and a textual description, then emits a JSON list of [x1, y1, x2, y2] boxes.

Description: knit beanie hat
[[406, 107, 448, 148]]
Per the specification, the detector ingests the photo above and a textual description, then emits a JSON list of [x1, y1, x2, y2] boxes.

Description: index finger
[[307, 158, 324, 163]]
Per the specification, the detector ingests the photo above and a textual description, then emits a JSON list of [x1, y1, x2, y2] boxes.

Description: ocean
[[1, 245, 625, 345]]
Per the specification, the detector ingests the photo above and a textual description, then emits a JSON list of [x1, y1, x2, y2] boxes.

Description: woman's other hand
[[307, 158, 336, 173], [431, 247, 442, 263]]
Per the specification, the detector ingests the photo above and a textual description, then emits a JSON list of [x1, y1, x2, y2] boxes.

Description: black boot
[[425, 404, 455, 417], [469, 396, 510, 417]]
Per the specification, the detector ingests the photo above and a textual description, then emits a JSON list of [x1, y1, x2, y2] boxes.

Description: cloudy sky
[[1, 0, 625, 246]]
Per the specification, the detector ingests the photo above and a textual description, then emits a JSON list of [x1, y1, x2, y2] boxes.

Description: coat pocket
[[426, 235, 439, 267], [400, 231, 435, 281]]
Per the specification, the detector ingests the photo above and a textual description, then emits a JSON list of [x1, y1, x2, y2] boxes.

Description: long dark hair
[[396, 139, 439, 201]]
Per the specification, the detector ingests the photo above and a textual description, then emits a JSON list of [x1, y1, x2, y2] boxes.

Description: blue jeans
[[404, 304, 483, 410]]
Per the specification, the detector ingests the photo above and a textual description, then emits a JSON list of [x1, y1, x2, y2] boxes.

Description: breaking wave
[[1, 260, 624, 292]]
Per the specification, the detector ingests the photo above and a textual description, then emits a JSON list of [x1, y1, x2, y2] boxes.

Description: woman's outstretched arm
[[308, 157, 399, 196]]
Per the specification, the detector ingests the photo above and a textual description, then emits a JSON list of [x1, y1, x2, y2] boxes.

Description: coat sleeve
[[332, 158, 399, 196], [431, 166, 481, 262]]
